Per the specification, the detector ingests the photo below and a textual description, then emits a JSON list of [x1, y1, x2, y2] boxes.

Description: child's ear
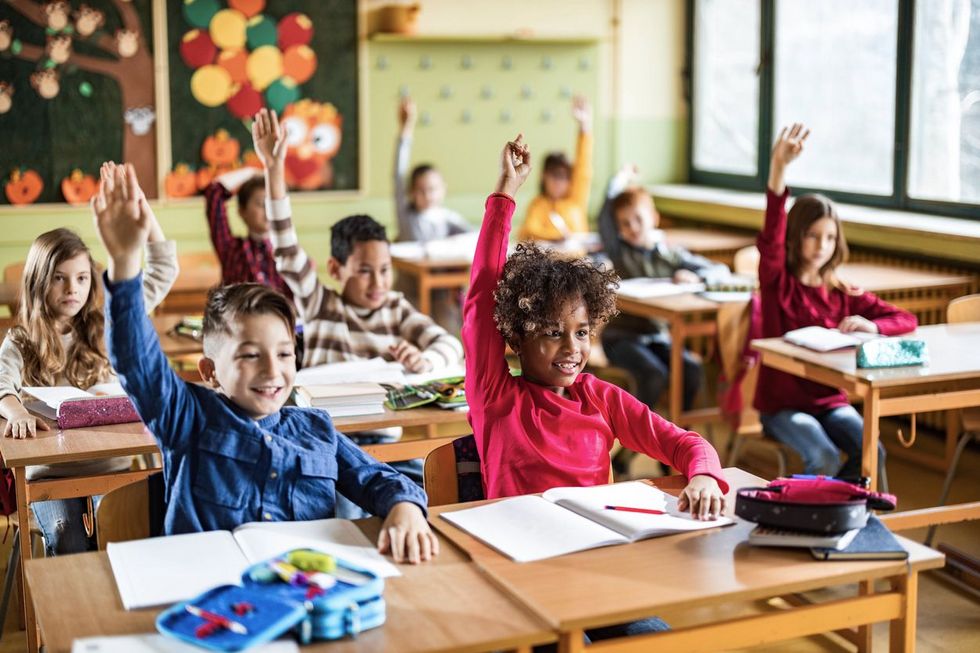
[[197, 357, 220, 388], [327, 257, 342, 282]]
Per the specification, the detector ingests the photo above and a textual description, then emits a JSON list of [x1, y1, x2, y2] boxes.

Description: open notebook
[[440, 481, 733, 562], [783, 326, 881, 352], [616, 277, 705, 300], [108, 519, 398, 610]]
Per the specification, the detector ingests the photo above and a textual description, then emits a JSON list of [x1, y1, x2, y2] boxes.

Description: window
[[687, 0, 980, 217]]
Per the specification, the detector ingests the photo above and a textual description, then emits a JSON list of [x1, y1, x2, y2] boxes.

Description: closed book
[[295, 383, 387, 409], [810, 516, 908, 561], [782, 326, 880, 352], [749, 525, 859, 550]]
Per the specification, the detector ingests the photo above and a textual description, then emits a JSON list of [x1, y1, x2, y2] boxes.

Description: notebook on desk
[[782, 326, 881, 352], [440, 482, 733, 562], [810, 516, 908, 561]]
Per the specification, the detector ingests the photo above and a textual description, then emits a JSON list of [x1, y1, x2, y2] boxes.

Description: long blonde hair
[[9, 228, 110, 388]]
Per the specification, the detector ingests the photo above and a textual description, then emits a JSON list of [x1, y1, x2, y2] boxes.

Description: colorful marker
[[185, 604, 249, 635]]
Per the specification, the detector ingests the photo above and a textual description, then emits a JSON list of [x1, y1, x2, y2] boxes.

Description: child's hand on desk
[[677, 474, 726, 520], [378, 502, 440, 564], [495, 133, 532, 198], [3, 410, 50, 439], [838, 315, 878, 334], [672, 269, 701, 284], [390, 341, 432, 373]]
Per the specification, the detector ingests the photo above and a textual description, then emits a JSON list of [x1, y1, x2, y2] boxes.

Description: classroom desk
[[0, 420, 161, 653], [752, 322, 980, 491], [153, 315, 204, 357], [615, 262, 977, 430], [430, 468, 945, 653], [390, 254, 472, 317], [662, 227, 756, 267], [24, 519, 555, 653], [155, 266, 221, 315], [334, 406, 471, 462]]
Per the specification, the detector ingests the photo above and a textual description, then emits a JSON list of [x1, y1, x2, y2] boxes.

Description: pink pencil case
[[57, 396, 141, 430]]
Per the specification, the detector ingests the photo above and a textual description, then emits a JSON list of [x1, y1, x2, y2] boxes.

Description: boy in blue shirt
[[92, 163, 438, 564]]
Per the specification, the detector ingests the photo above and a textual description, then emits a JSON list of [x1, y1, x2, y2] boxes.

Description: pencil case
[[735, 476, 897, 534], [856, 338, 928, 368], [156, 548, 385, 651], [57, 396, 141, 430], [385, 376, 466, 411]]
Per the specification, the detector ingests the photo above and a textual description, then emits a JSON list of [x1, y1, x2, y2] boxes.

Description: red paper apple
[[179, 29, 217, 69], [277, 13, 313, 49], [226, 82, 264, 118]]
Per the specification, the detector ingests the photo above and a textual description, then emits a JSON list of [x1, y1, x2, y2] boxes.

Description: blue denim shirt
[[104, 273, 428, 535]]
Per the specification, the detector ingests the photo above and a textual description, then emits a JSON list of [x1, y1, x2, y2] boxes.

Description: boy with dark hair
[[93, 163, 437, 563]]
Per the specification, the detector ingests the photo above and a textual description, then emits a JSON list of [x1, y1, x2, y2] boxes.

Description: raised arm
[[597, 163, 638, 263], [758, 124, 809, 285], [394, 96, 417, 241], [568, 96, 594, 213], [463, 135, 532, 395], [93, 164, 203, 450], [254, 109, 329, 321]]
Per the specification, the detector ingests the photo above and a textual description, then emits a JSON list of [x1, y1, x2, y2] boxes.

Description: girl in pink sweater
[[755, 124, 917, 482], [463, 135, 728, 519]]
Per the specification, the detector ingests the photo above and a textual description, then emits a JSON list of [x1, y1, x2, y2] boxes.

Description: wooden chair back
[[95, 479, 150, 549], [947, 294, 980, 324], [178, 250, 220, 270], [733, 245, 760, 277], [2, 262, 24, 285], [715, 300, 761, 434]]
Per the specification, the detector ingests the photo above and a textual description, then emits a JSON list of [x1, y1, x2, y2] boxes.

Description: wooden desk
[[335, 406, 471, 462], [752, 322, 980, 490], [155, 266, 221, 315], [153, 315, 204, 358], [391, 255, 472, 317], [25, 521, 554, 653], [663, 228, 756, 267], [616, 263, 976, 429], [0, 421, 161, 653], [431, 468, 945, 653]]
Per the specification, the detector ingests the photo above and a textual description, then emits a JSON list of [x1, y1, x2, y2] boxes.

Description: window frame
[[685, 0, 980, 219]]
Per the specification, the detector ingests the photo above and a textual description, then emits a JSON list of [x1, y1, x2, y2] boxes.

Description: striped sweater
[[267, 196, 463, 370]]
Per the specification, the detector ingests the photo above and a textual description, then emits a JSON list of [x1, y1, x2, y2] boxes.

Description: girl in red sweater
[[755, 124, 917, 482], [463, 134, 729, 520]]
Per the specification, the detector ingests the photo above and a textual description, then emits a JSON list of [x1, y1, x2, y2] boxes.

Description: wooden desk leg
[[418, 272, 432, 316], [856, 579, 874, 653], [889, 572, 918, 653], [669, 319, 684, 426], [862, 388, 881, 491], [13, 469, 39, 653], [558, 628, 585, 653]]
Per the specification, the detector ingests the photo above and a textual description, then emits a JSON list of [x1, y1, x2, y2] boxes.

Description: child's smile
[[515, 299, 591, 396]]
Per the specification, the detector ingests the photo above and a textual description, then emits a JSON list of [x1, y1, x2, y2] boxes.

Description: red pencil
[[604, 505, 666, 515]]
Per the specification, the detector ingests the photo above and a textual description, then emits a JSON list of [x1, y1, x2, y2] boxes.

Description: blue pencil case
[[156, 548, 385, 651]]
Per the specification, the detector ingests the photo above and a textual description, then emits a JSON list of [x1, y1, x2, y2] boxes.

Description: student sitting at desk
[[756, 124, 916, 483], [93, 163, 437, 564], [597, 165, 728, 475], [0, 163, 178, 557]]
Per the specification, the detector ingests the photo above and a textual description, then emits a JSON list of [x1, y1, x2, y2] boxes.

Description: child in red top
[[755, 124, 917, 481], [464, 135, 728, 520]]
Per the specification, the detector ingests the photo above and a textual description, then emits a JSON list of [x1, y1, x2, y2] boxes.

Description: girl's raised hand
[[496, 133, 531, 197], [571, 95, 592, 132], [398, 95, 417, 134], [92, 163, 149, 281], [771, 123, 810, 168], [251, 108, 287, 168]]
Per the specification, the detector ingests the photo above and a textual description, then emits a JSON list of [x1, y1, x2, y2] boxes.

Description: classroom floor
[[0, 421, 975, 652]]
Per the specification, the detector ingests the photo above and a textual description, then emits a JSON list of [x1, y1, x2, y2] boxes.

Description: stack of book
[[748, 515, 908, 561], [293, 383, 388, 417]]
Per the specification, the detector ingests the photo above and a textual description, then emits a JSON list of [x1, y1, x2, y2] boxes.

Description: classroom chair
[[733, 245, 760, 277], [925, 293, 980, 546], [423, 435, 483, 507], [95, 479, 151, 549], [2, 262, 24, 286], [0, 512, 41, 640], [717, 299, 791, 477]]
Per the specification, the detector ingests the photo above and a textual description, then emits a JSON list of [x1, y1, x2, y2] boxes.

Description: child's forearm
[[768, 160, 787, 195], [265, 161, 287, 201], [108, 253, 143, 283], [0, 394, 27, 422]]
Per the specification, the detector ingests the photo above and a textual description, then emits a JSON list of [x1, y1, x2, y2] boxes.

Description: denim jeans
[[760, 405, 886, 481], [31, 496, 100, 557], [534, 616, 670, 652], [601, 330, 703, 412]]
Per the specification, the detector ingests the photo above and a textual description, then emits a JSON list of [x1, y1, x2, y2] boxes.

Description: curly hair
[[493, 243, 620, 346]]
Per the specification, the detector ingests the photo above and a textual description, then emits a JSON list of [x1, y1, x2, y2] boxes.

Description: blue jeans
[[760, 405, 886, 481], [31, 497, 100, 557], [534, 616, 670, 651], [602, 330, 703, 412]]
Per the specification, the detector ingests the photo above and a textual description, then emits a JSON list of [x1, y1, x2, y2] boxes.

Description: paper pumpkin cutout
[[0, 82, 12, 114], [281, 100, 341, 190], [229, 0, 265, 19], [265, 77, 299, 113], [183, 0, 221, 30], [246, 15, 277, 49], [195, 165, 215, 190], [242, 150, 263, 169], [61, 169, 97, 205], [201, 129, 241, 167], [282, 45, 316, 84], [226, 81, 263, 118], [180, 29, 217, 68], [5, 169, 44, 205], [74, 5, 106, 37], [209, 8, 247, 50], [190, 64, 232, 106], [217, 48, 248, 83], [277, 13, 313, 50], [165, 165, 198, 198], [246, 45, 282, 91]]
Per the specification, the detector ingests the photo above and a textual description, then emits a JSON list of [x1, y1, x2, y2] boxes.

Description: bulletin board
[[165, 0, 359, 196], [0, 0, 157, 203]]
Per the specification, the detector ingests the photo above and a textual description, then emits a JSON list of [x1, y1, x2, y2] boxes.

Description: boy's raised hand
[[768, 123, 809, 195], [377, 502, 440, 564], [101, 161, 165, 243], [495, 133, 531, 197], [677, 474, 726, 520], [92, 162, 149, 282], [252, 108, 287, 169]]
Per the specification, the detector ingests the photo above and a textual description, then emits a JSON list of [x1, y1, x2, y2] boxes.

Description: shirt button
[[265, 435, 272, 443], [269, 471, 278, 480], [263, 512, 273, 521]]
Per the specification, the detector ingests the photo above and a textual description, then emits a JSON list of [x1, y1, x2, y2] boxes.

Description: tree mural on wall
[[1, 0, 158, 197]]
